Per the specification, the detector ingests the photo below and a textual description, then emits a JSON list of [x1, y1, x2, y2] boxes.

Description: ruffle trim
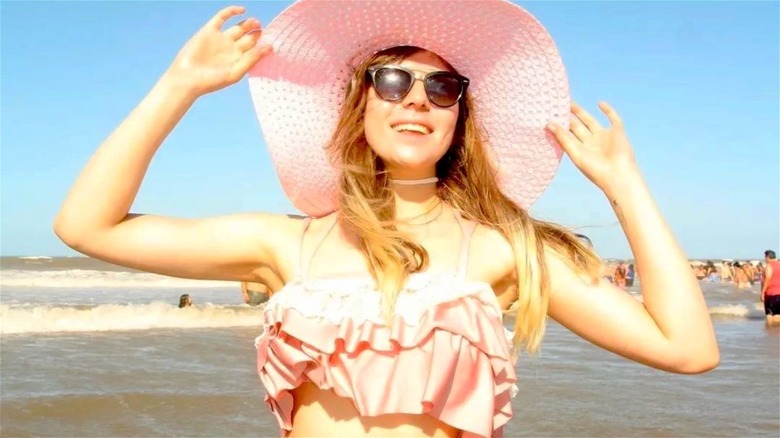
[[255, 292, 517, 437], [265, 273, 505, 326]]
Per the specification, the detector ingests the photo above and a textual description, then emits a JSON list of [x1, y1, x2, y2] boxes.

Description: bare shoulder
[[468, 222, 517, 307]]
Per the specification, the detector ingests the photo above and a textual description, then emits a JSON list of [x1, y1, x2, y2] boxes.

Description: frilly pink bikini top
[[255, 212, 518, 437]]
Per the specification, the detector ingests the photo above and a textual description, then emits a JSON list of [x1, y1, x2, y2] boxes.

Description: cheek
[[363, 96, 390, 150], [437, 108, 460, 142]]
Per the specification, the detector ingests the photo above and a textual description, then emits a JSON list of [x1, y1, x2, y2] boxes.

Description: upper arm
[[56, 212, 305, 284], [545, 252, 689, 373]]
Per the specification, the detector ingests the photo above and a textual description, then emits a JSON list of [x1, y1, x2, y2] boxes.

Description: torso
[[256, 208, 517, 436], [289, 382, 460, 437], [766, 261, 780, 296]]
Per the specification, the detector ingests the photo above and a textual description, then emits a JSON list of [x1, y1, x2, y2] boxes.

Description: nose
[[401, 78, 430, 110]]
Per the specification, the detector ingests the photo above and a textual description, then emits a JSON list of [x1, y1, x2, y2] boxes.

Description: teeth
[[392, 123, 431, 135]]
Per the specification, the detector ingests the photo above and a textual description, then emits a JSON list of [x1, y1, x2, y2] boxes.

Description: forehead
[[397, 50, 452, 73]]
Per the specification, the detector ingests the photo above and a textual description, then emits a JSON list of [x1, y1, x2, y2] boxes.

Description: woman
[[53, 2, 719, 437]]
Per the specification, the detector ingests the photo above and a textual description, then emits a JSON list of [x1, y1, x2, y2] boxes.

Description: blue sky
[[1, 1, 778, 260]]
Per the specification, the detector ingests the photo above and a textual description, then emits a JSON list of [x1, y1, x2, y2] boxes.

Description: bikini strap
[[453, 210, 477, 280], [300, 213, 339, 281]]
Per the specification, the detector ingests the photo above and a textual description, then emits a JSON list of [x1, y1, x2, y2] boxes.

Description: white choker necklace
[[388, 177, 439, 186]]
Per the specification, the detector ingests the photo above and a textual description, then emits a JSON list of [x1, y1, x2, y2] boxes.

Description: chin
[[386, 153, 440, 172], [389, 145, 446, 166]]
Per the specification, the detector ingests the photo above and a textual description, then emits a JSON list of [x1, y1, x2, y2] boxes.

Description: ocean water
[[1, 256, 778, 437]]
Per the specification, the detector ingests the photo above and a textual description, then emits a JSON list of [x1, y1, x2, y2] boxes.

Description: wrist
[[156, 71, 200, 105], [601, 167, 646, 201]]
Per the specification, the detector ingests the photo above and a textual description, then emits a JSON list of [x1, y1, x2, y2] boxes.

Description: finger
[[225, 17, 261, 41], [546, 122, 581, 160], [571, 102, 603, 132], [599, 101, 623, 128], [569, 116, 591, 142], [208, 5, 245, 30], [235, 29, 262, 52], [229, 44, 273, 82]]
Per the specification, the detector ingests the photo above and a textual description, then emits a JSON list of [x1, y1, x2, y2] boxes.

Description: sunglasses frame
[[366, 64, 470, 108]]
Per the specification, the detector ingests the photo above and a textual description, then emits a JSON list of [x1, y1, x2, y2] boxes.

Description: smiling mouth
[[391, 123, 432, 135]]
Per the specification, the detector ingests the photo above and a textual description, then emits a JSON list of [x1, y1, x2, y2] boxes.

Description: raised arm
[[545, 102, 719, 374], [53, 6, 286, 282]]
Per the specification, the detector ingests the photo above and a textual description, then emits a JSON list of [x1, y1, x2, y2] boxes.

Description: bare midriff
[[287, 382, 461, 437]]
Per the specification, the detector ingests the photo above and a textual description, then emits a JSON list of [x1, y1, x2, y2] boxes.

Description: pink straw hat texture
[[248, 0, 569, 218]]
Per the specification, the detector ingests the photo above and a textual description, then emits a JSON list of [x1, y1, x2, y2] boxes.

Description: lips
[[390, 121, 433, 135]]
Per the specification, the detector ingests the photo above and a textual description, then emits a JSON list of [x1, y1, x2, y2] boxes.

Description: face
[[363, 51, 461, 179]]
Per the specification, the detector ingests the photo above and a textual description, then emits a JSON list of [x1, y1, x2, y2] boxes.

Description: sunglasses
[[366, 64, 469, 108]]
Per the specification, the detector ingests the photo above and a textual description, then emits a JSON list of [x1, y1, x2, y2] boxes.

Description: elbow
[[672, 347, 720, 375], [53, 215, 88, 252], [53, 216, 74, 246]]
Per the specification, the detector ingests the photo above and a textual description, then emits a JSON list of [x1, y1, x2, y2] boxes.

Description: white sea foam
[[0, 269, 233, 289], [708, 304, 756, 318], [0, 303, 263, 334]]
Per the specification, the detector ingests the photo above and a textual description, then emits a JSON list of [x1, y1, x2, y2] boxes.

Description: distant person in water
[[178, 294, 193, 308], [760, 250, 780, 327], [733, 262, 751, 289], [241, 282, 270, 306]]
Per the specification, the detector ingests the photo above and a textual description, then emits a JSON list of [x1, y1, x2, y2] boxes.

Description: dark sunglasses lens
[[374, 68, 413, 101], [426, 74, 462, 107]]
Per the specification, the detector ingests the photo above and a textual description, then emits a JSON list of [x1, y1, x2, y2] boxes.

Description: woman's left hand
[[547, 102, 640, 195]]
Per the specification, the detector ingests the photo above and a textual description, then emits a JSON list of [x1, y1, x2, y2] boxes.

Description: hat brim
[[249, 0, 569, 217]]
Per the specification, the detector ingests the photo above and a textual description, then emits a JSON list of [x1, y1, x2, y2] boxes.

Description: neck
[[389, 180, 440, 221]]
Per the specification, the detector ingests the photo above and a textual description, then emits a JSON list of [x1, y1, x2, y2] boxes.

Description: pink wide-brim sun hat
[[248, 0, 569, 218]]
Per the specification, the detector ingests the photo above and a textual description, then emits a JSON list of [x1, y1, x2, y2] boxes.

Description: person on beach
[[720, 261, 733, 283], [178, 294, 193, 308], [614, 261, 627, 289], [53, 2, 719, 436], [742, 261, 756, 285], [707, 261, 721, 282], [241, 281, 270, 306], [733, 262, 751, 289], [626, 263, 636, 286], [693, 264, 706, 280], [760, 250, 780, 327]]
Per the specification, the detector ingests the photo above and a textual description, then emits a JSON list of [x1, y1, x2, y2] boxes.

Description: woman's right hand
[[165, 5, 271, 98]]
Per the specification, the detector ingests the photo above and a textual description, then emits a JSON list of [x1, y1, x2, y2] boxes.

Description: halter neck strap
[[453, 210, 477, 280], [298, 210, 476, 281], [299, 214, 339, 281]]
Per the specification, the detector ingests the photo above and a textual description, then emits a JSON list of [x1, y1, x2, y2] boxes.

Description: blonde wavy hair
[[326, 46, 601, 354]]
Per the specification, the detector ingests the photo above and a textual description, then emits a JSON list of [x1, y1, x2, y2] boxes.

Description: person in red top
[[760, 249, 780, 327]]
